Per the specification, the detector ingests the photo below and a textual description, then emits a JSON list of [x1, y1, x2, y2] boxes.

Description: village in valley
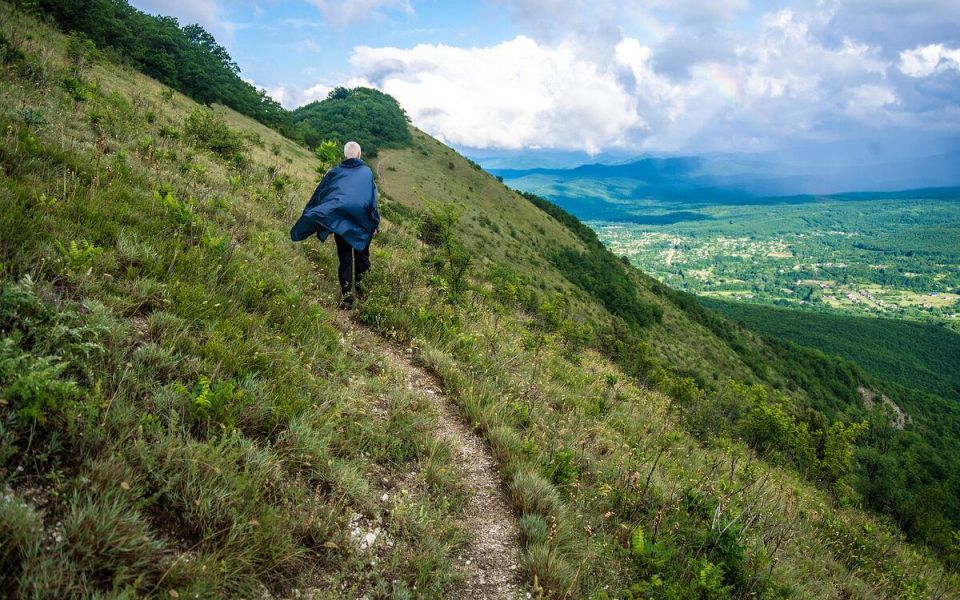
[[595, 213, 960, 328]]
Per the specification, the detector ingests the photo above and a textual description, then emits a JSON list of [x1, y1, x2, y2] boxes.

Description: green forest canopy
[[291, 87, 412, 157], [702, 298, 960, 400]]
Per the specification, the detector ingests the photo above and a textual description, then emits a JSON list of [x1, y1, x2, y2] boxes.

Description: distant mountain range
[[456, 147, 638, 170], [489, 149, 960, 215]]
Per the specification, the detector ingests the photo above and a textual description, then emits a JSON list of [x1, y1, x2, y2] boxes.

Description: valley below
[[590, 191, 960, 328], [500, 165, 960, 329], [500, 166, 960, 402]]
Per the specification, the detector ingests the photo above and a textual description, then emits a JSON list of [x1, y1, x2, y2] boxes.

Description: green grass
[[0, 6, 469, 597], [1, 4, 959, 599], [373, 130, 765, 391]]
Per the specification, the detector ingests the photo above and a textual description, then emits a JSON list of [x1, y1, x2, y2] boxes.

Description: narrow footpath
[[337, 313, 522, 599]]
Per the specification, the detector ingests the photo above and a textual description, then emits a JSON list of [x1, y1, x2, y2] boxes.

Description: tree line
[[30, 0, 413, 155]]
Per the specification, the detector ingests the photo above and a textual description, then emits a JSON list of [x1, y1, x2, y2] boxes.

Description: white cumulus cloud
[[339, 6, 915, 153], [265, 82, 335, 109], [845, 84, 898, 120], [280, 2, 958, 154], [349, 36, 643, 152], [899, 43, 960, 77]]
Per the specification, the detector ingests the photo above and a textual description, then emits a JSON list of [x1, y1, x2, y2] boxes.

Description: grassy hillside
[[0, 7, 473, 597], [35, 0, 290, 130], [1, 4, 959, 599], [373, 131, 767, 389]]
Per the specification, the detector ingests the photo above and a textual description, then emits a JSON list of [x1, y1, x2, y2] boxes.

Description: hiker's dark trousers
[[334, 233, 370, 299]]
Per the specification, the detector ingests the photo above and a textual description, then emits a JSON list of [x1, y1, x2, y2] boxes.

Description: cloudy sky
[[130, 0, 960, 158]]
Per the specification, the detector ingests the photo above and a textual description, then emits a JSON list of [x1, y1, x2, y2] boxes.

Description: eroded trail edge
[[337, 313, 521, 599]]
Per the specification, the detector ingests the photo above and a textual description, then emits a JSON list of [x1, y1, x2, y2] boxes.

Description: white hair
[[344, 141, 362, 159]]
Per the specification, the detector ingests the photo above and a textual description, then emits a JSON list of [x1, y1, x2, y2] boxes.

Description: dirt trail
[[373, 155, 388, 183], [336, 312, 522, 599]]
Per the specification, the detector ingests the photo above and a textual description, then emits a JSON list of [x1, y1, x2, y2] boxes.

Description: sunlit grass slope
[[1, 4, 958, 599], [374, 132, 960, 559], [1, 5, 471, 597], [365, 145, 960, 597], [374, 133, 769, 390]]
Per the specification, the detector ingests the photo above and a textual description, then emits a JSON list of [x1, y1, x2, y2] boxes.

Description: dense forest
[[703, 299, 960, 400]]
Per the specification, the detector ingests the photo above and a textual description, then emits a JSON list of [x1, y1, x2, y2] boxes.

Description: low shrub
[[184, 108, 247, 167], [60, 491, 165, 590], [0, 495, 42, 592]]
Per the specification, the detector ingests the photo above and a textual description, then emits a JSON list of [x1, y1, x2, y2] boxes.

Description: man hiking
[[290, 141, 379, 308]]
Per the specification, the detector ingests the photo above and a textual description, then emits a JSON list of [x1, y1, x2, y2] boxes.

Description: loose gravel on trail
[[340, 313, 522, 599]]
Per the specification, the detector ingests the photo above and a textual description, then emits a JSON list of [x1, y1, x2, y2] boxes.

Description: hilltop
[[1, 3, 959, 598]]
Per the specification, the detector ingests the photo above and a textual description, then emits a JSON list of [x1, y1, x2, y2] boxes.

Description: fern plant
[[55, 239, 102, 276]]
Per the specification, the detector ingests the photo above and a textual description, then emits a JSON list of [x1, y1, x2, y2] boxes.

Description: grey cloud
[[647, 0, 750, 25], [650, 31, 738, 79], [354, 56, 413, 87], [417, 106, 449, 119], [894, 68, 960, 113], [813, 0, 960, 58], [493, 0, 750, 41]]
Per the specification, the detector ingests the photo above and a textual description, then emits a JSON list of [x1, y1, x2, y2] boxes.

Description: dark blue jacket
[[290, 158, 380, 251]]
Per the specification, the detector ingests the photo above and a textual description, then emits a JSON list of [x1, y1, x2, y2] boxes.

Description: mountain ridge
[[493, 150, 960, 204]]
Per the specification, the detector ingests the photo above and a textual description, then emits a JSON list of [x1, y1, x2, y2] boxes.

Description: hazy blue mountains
[[491, 148, 960, 222]]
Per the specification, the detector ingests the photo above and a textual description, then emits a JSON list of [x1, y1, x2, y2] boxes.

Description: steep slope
[[36, 0, 289, 130], [374, 133, 765, 388], [338, 315, 521, 597], [1, 5, 958, 599], [0, 6, 502, 597]]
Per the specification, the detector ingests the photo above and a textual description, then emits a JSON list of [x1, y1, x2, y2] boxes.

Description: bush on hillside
[[550, 247, 662, 330], [419, 200, 472, 303], [184, 108, 246, 167], [291, 87, 412, 156]]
